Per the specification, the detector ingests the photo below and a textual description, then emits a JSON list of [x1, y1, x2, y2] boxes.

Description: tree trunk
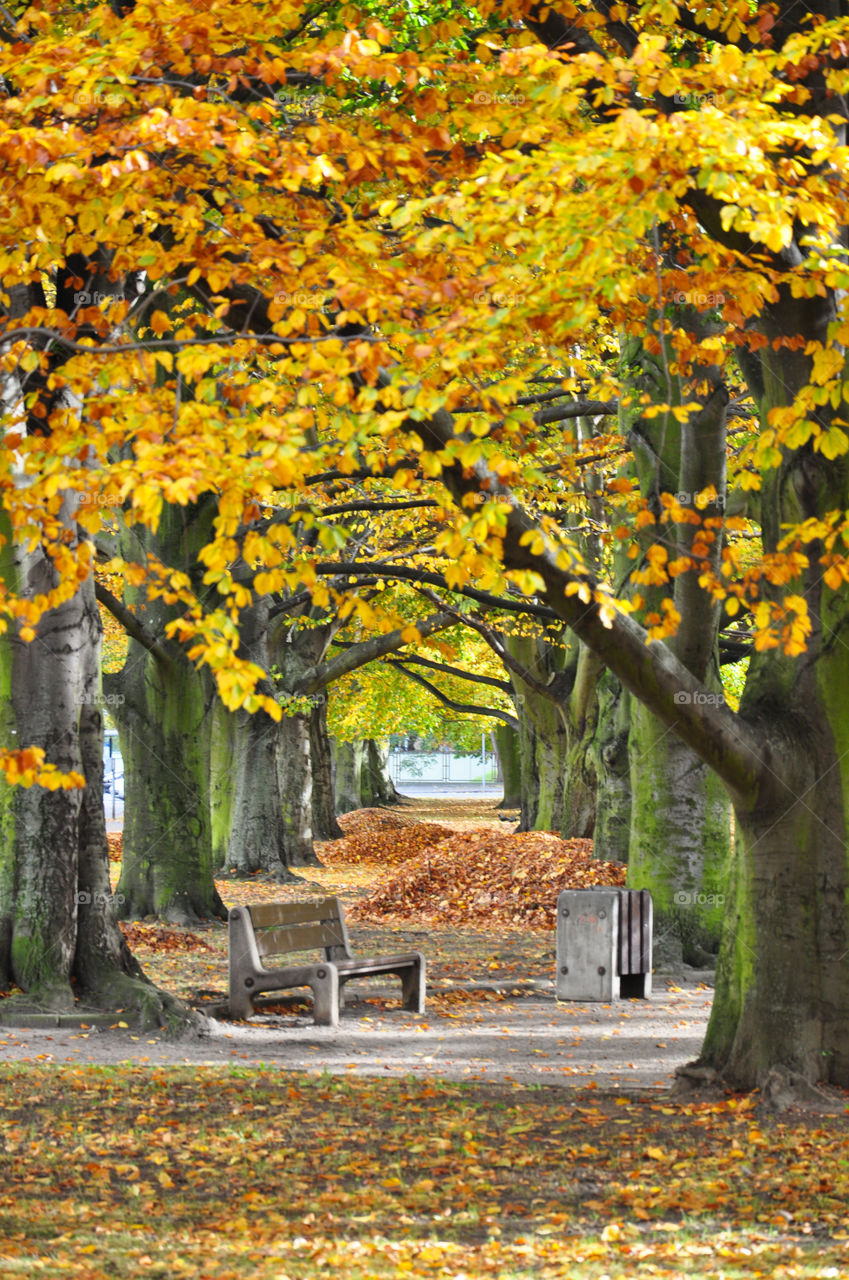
[[111, 643, 226, 923], [617, 326, 732, 954], [591, 674, 632, 863], [333, 738, 365, 814], [108, 499, 226, 922], [503, 630, 599, 836], [222, 703, 296, 879], [627, 700, 731, 965], [561, 644, 601, 838], [361, 739, 399, 806], [494, 723, 522, 809], [278, 712, 319, 864], [701, 694, 849, 1086], [0, 552, 193, 1029], [209, 698, 235, 869], [514, 690, 569, 832], [310, 700, 344, 839]]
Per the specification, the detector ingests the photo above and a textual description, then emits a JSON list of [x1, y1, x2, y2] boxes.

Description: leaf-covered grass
[[1, 1067, 848, 1278]]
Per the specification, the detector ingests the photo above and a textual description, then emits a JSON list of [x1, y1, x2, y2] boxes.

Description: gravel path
[[0, 978, 712, 1090]]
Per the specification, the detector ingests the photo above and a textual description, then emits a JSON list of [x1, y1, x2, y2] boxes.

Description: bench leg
[[229, 988, 254, 1019], [401, 958, 426, 1014], [309, 965, 339, 1027]]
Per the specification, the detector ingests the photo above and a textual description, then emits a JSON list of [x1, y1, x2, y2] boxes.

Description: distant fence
[[103, 731, 124, 815], [388, 750, 499, 788]]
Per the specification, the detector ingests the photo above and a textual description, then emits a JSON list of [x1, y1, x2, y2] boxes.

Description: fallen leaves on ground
[[118, 923, 214, 954], [1, 1067, 848, 1279], [321, 821, 454, 867], [349, 831, 626, 932], [107, 833, 122, 862]]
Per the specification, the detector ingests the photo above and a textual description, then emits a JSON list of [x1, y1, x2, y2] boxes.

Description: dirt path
[[0, 983, 712, 1087]]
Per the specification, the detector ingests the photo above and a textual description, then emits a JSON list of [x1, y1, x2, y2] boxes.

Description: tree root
[[83, 973, 209, 1039], [673, 1059, 848, 1113], [671, 1061, 726, 1100], [758, 1066, 848, 1116]]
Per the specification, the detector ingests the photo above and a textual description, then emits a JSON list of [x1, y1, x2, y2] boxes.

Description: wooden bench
[[228, 896, 425, 1026]]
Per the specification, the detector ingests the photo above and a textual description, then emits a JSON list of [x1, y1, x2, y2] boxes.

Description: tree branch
[[392, 653, 512, 693], [387, 660, 519, 729], [415, 404, 766, 806], [94, 582, 171, 664], [313, 561, 561, 620], [294, 612, 456, 694]]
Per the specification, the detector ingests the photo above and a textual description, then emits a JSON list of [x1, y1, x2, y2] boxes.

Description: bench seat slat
[[335, 954, 421, 976]]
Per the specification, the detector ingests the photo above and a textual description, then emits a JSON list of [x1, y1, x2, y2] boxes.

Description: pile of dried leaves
[[107, 832, 122, 863], [336, 807, 414, 834], [320, 820, 454, 867], [349, 830, 626, 931]]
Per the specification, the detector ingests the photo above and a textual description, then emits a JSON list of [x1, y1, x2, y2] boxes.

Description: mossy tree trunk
[[591, 673, 631, 863], [219, 600, 298, 879], [209, 698, 235, 869], [697, 313, 849, 1086], [108, 499, 226, 923], [627, 700, 732, 963], [310, 699, 344, 839], [617, 324, 732, 956], [110, 639, 225, 923], [493, 723, 522, 809]]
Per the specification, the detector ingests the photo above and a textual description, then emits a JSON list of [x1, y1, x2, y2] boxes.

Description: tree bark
[[627, 700, 731, 964], [494, 723, 522, 809], [333, 738, 365, 814], [310, 700, 344, 839], [277, 710, 319, 864], [701, 674, 849, 1086], [591, 673, 632, 863], [223, 701, 297, 878], [504, 630, 597, 836], [0, 544, 194, 1029], [110, 640, 226, 923], [209, 698, 235, 869], [108, 500, 226, 923], [219, 600, 297, 878], [361, 739, 399, 806], [616, 324, 732, 954]]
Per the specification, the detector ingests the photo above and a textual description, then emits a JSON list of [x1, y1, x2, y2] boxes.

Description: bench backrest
[[244, 897, 352, 962]]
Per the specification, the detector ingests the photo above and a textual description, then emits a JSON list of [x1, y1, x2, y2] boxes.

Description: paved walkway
[[0, 983, 712, 1091]]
